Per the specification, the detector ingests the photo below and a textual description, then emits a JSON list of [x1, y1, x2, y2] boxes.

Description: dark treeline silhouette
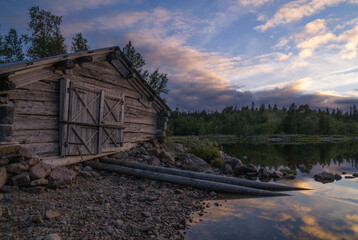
[[167, 103, 358, 136]]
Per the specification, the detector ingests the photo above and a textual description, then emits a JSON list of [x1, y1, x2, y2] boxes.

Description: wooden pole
[[100, 158, 310, 191], [87, 162, 288, 197]]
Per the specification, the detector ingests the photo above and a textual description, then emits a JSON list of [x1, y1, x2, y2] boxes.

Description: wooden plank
[[12, 129, 58, 143], [123, 132, 155, 143], [98, 90, 105, 154], [124, 124, 157, 134], [9, 68, 60, 88], [0, 105, 14, 124], [19, 142, 59, 156], [13, 115, 58, 130], [59, 79, 70, 156], [18, 79, 59, 93], [42, 143, 137, 169], [5, 89, 59, 102], [124, 116, 157, 126], [14, 100, 58, 116]]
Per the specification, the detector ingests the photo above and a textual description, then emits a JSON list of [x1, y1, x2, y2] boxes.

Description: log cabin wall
[[0, 48, 170, 157]]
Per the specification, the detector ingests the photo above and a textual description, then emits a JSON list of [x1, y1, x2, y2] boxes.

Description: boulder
[[111, 151, 129, 160], [234, 164, 257, 176], [48, 167, 76, 189], [284, 174, 296, 180], [146, 148, 162, 157], [159, 151, 175, 164], [225, 157, 242, 169], [6, 163, 28, 174], [148, 157, 160, 166], [271, 170, 284, 179], [177, 153, 213, 173], [12, 172, 30, 186], [0, 158, 9, 167], [29, 162, 52, 180], [138, 146, 149, 155], [220, 164, 233, 174], [258, 167, 271, 178], [313, 172, 341, 183], [30, 178, 48, 187], [0, 168, 7, 189], [26, 158, 40, 167]]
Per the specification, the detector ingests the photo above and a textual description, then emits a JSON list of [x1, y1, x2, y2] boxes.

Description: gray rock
[[83, 166, 92, 171], [12, 172, 30, 186], [220, 164, 232, 174], [271, 170, 284, 179], [32, 215, 43, 223], [44, 233, 61, 240], [139, 146, 149, 155], [142, 211, 151, 217], [0, 168, 7, 189], [146, 148, 162, 157], [26, 158, 40, 167], [30, 178, 48, 187], [177, 153, 213, 173], [26, 186, 45, 194], [89, 171, 101, 178], [48, 167, 76, 188], [353, 173, 358, 177], [1, 185, 19, 193], [234, 164, 257, 176], [159, 151, 175, 164], [45, 210, 60, 219], [112, 151, 129, 159], [225, 157, 242, 169], [258, 167, 271, 178], [79, 171, 93, 178], [209, 191, 217, 197], [284, 174, 296, 179], [6, 163, 28, 174], [314, 172, 341, 183], [0, 158, 9, 167], [148, 157, 160, 166], [29, 162, 52, 180], [345, 176, 355, 179]]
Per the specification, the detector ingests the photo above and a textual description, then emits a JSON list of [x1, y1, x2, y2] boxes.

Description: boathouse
[[0, 47, 170, 162]]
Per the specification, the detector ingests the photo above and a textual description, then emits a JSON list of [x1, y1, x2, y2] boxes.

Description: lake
[[186, 141, 358, 240]]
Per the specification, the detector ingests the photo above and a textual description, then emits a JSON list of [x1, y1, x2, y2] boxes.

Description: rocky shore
[[0, 140, 299, 239]]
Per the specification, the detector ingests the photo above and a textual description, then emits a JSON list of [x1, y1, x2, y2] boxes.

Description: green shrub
[[211, 157, 225, 168], [279, 167, 297, 175], [183, 136, 222, 165]]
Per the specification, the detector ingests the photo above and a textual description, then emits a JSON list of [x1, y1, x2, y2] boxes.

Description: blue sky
[[1, 0, 358, 111]]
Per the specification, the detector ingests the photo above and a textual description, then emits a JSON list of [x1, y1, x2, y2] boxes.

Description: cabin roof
[[0, 46, 170, 111]]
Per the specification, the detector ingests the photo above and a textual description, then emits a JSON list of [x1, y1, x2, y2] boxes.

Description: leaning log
[[87, 162, 288, 197], [100, 158, 309, 191]]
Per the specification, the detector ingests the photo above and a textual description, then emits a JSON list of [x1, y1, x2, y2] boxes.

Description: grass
[[279, 167, 297, 175]]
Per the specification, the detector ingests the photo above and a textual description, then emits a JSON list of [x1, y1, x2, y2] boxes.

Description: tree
[[0, 28, 25, 63], [122, 41, 169, 97], [71, 33, 90, 52], [26, 6, 66, 59]]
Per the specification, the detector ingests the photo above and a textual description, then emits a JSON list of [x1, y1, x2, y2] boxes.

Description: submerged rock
[[314, 172, 341, 183]]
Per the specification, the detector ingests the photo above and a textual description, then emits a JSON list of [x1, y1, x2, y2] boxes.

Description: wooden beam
[[0, 77, 16, 90], [42, 143, 136, 169], [54, 59, 75, 70], [74, 56, 93, 65], [0, 105, 14, 124]]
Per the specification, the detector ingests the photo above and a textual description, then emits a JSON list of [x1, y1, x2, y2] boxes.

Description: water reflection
[[187, 142, 358, 240]]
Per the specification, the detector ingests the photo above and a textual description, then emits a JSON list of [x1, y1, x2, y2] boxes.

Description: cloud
[[255, 0, 357, 32], [238, 0, 272, 7]]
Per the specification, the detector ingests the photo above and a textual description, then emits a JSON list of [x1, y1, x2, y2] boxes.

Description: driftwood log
[[100, 158, 310, 191], [86, 162, 288, 197]]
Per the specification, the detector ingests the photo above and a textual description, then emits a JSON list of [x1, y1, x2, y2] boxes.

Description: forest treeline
[[167, 103, 358, 136]]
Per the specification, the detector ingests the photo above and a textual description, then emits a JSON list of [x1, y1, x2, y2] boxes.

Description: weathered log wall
[[0, 54, 167, 156]]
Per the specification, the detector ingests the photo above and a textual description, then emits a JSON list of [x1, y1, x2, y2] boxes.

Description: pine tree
[[71, 33, 89, 52], [26, 6, 66, 59], [0, 28, 25, 63]]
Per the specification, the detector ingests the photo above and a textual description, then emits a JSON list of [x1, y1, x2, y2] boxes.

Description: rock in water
[[313, 172, 341, 183], [48, 167, 76, 188], [29, 162, 52, 180], [0, 168, 7, 189], [271, 170, 283, 179]]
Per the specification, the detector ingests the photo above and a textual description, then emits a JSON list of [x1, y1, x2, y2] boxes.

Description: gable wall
[[1, 56, 164, 157]]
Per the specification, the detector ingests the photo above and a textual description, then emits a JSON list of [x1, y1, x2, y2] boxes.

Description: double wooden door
[[59, 79, 125, 156]]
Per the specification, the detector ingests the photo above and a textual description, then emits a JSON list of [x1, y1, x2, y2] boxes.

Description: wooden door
[[59, 79, 125, 156]]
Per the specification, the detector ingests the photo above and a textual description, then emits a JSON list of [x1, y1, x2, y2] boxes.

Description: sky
[[1, 0, 358, 111]]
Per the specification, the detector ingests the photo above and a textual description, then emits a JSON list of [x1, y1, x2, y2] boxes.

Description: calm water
[[186, 142, 358, 240]]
